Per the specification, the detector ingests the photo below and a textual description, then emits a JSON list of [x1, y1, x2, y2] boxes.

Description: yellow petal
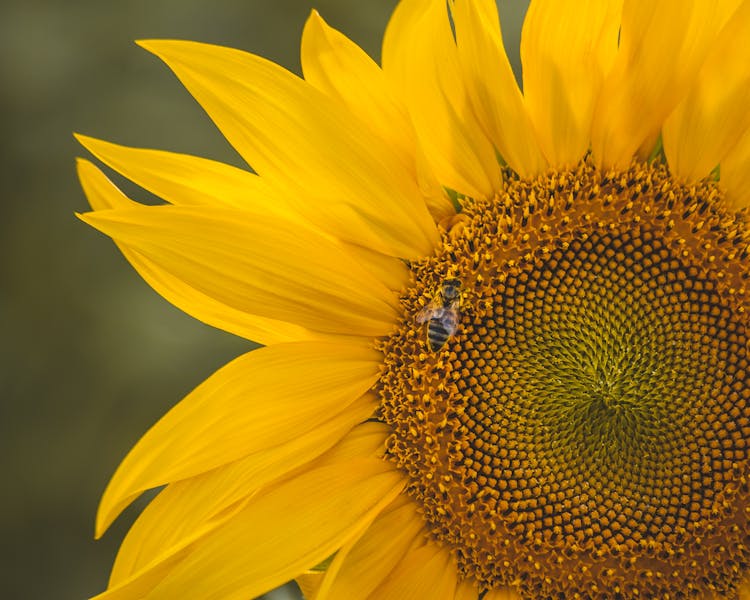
[[454, 579, 480, 600], [739, 572, 750, 599], [77, 158, 141, 211], [310, 419, 391, 465], [91, 548, 190, 600], [138, 39, 438, 258], [347, 244, 410, 293], [316, 495, 424, 600], [77, 159, 315, 344], [369, 542, 457, 600], [79, 204, 399, 336], [96, 340, 381, 536], [382, 0, 502, 198], [296, 572, 324, 600], [591, 0, 741, 169], [300, 10, 413, 176], [78, 155, 408, 294], [108, 479, 243, 586], [451, 0, 547, 176], [75, 134, 296, 213], [76, 135, 430, 272], [520, 0, 623, 169], [109, 396, 377, 585], [663, 1, 750, 182], [301, 10, 454, 224], [145, 459, 404, 600], [722, 127, 750, 207]]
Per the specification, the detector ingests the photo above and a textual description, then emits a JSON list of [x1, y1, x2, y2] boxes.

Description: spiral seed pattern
[[378, 160, 750, 598]]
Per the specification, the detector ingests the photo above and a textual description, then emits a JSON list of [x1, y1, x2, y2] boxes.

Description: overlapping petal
[[739, 574, 750, 599], [722, 128, 750, 208], [300, 11, 453, 223], [91, 551, 188, 600], [108, 396, 377, 585], [315, 495, 425, 600], [96, 340, 381, 535], [451, 0, 547, 177], [77, 158, 315, 344], [520, 0, 622, 169], [301, 10, 412, 160], [663, 1, 750, 182], [454, 579, 481, 600], [75, 135, 295, 212], [382, 0, 501, 199], [591, 0, 742, 168], [296, 572, 324, 600], [79, 203, 399, 337], [370, 542, 457, 600], [137, 39, 438, 258], [96, 451, 403, 600], [143, 458, 404, 599]]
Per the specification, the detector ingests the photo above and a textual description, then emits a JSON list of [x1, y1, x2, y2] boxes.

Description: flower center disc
[[378, 161, 750, 598]]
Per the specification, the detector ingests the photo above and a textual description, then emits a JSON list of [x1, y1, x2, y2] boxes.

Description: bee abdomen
[[427, 321, 451, 351]]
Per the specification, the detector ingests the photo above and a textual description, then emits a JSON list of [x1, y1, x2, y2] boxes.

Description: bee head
[[442, 278, 461, 300]]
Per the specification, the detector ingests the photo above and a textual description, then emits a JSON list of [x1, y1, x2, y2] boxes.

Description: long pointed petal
[[95, 420, 398, 600], [368, 542, 457, 600], [591, 0, 741, 168], [146, 459, 404, 600], [452, 0, 547, 176], [90, 550, 189, 600], [77, 159, 315, 344], [96, 340, 380, 536], [453, 579, 480, 600], [79, 204, 399, 336], [382, 0, 501, 198], [108, 480, 244, 587], [296, 572, 324, 600], [722, 128, 750, 208], [663, 1, 750, 182], [301, 10, 453, 223], [75, 135, 295, 212], [109, 395, 377, 584], [138, 39, 438, 258], [316, 495, 424, 600], [520, 0, 622, 169]]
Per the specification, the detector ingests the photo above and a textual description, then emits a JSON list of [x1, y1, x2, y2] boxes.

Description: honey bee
[[416, 278, 462, 351]]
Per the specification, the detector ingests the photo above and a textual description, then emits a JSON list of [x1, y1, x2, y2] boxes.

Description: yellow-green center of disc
[[377, 160, 750, 598]]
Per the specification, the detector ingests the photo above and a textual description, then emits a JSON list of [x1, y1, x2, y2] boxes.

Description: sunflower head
[[77, 1, 750, 599], [379, 158, 750, 597]]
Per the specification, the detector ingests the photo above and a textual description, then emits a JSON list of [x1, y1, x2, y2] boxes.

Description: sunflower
[[77, 0, 750, 598]]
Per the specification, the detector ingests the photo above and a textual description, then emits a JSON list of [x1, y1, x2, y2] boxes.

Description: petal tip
[[74, 132, 95, 147], [75, 210, 89, 221], [94, 503, 116, 540], [136, 38, 199, 59], [303, 9, 328, 44], [75, 133, 109, 157], [135, 39, 178, 60], [75, 156, 92, 171], [134, 39, 158, 51]]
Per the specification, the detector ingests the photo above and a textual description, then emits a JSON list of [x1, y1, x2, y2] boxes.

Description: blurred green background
[[1, 1, 526, 598]]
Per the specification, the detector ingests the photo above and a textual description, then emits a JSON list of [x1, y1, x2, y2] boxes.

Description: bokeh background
[[1, 1, 527, 598]]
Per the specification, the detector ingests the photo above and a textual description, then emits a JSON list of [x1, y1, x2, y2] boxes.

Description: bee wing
[[441, 310, 459, 336], [416, 303, 441, 324]]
